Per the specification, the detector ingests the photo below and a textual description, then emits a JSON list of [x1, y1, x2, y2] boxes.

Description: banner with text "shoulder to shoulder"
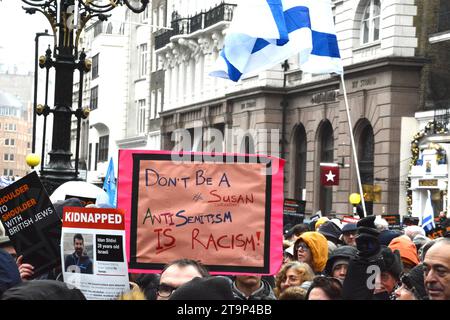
[[117, 150, 284, 275], [0, 171, 60, 279]]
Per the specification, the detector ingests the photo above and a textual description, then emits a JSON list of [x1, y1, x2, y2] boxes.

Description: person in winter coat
[[293, 232, 328, 274], [0, 248, 21, 297], [341, 223, 357, 247], [375, 247, 404, 298], [324, 245, 358, 282], [388, 235, 420, 272], [274, 261, 315, 297], [342, 216, 404, 300], [318, 221, 342, 246], [394, 263, 428, 300], [231, 276, 276, 300]]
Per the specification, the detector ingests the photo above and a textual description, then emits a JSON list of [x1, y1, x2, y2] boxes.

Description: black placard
[[283, 198, 305, 229], [0, 171, 61, 278]]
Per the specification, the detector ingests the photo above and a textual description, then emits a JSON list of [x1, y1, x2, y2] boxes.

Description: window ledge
[[353, 41, 381, 52], [134, 77, 147, 84]]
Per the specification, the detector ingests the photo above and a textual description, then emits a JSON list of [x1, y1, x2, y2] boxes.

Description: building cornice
[[343, 56, 428, 75], [116, 135, 147, 148]]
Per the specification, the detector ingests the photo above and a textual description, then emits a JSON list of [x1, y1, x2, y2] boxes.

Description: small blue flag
[[103, 158, 117, 208], [421, 190, 435, 233]]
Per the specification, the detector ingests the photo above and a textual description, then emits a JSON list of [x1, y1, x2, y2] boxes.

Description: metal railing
[[154, 2, 236, 50], [171, 18, 191, 36], [155, 28, 172, 50], [190, 12, 204, 33], [204, 3, 236, 29], [434, 108, 450, 131]]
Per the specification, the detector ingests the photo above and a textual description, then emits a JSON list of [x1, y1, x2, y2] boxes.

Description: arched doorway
[[318, 120, 334, 215]]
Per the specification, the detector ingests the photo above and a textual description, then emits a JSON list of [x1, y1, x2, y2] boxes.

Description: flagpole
[[340, 74, 367, 217]]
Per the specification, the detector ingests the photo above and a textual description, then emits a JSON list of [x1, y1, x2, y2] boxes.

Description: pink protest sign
[[117, 150, 284, 275]]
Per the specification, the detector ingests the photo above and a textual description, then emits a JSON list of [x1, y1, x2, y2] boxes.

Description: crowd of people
[[1, 196, 449, 300]]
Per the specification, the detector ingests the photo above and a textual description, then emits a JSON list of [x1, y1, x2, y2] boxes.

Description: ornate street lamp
[[21, 0, 149, 193]]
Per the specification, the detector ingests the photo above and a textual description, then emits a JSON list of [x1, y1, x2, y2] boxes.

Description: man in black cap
[[341, 223, 357, 247]]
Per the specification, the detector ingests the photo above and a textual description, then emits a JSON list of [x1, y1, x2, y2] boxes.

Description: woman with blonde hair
[[274, 261, 315, 298]]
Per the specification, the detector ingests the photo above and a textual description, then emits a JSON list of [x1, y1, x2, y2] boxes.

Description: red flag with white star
[[320, 164, 340, 186]]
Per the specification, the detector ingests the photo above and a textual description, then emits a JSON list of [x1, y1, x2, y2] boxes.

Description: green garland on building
[[407, 120, 448, 214]]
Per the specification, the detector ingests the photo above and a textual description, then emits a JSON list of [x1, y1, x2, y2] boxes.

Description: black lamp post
[[280, 59, 289, 160], [32, 30, 52, 167], [22, 0, 149, 194]]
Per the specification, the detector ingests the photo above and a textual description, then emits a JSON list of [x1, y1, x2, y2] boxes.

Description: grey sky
[[0, 1, 53, 73]]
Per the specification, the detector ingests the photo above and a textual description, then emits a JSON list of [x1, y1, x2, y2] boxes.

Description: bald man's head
[[423, 239, 450, 300]]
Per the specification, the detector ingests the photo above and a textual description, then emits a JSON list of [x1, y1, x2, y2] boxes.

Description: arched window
[[319, 121, 334, 215], [360, 0, 380, 45], [358, 123, 374, 215], [294, 125, 307, 200]]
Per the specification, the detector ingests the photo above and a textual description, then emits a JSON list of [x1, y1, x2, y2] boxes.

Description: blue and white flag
[[210, 0, 343, 82], [103, 158, 117, 208], [421, 190, 436, 233]]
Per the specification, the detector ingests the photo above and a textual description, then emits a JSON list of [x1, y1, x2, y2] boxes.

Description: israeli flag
[[210, 0, 343, 82], [421, 190, 436, 233], [103, 158, 117, 208]]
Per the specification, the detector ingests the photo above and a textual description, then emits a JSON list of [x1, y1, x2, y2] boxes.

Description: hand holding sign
[[16, 255, 34, 280]]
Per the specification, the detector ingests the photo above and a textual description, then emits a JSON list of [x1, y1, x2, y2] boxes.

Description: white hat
[[50, 181, 109, 206], [0, 223, 10, 245], [330, 218, 343, 230]]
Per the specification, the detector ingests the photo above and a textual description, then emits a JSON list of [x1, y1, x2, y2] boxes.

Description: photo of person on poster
[[64, 233, 93, 274]]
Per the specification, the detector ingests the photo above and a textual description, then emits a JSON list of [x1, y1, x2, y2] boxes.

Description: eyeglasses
[[296, 243, 310, 252], [157, 283, 178, 298]]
